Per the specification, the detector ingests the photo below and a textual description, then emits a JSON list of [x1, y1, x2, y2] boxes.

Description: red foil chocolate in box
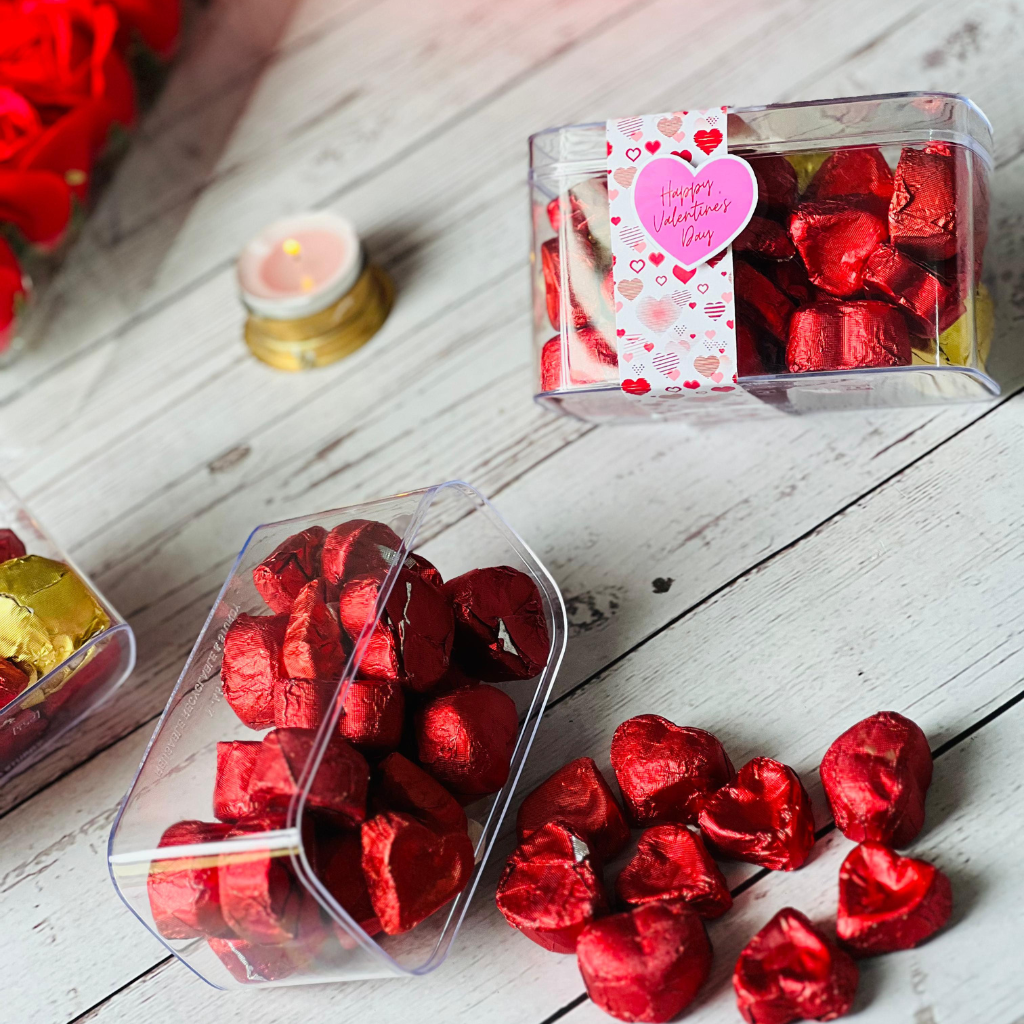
[[530, 93, 998, 421], [108, 482, 567, 990]]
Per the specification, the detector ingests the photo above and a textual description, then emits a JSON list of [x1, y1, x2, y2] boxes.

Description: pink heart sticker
[[633, 155, 758, 270]]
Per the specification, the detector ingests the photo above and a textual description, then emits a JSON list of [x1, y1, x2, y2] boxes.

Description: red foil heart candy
[[751, 156, 799, 217], [416, 684, 519, 798], [789, 197, 890, 298], [496, 821, 608, 954], [249, 728, 368, 827], [611, 715, 735, 827], [361, 810, 474, 934], [444, 565, 551, 682], [819, 711, 933, 847], [282, 579, 346, 682], [317, 829, 382, 937], [273, 677, 333, 730], [252, 526, 326, 614], [337, 679, 404, 756], [147, 819, 235, 940], [372, 752, 467, 834], [576, 899, 713, 1023], [698, 757, 815, 871], [615, 824, 732, 919], [889, 144, 959, 262], [0, 657, 30, 707], [806, 147, 894, 205], [787, 300, 911, 372], [734, 216, 796, 260], [214, 740, 261, 822], [733, 907, 859, 1024], [539, 328, 618, 391], [221, 613, 289, 730], [837, 841, 951, 956], [208, 936, 298, 984], [516, 756, 630, 861], [0, 528, 26, 563], [863, 243, 964, 335], [321, 519, 403, 593], [735, 260, 795, 344]]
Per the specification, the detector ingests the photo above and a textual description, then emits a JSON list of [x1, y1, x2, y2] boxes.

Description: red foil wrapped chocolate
[[208, 936, 298, 984], [273, 677, 332, 730], [445, 565, 551, 682], [789, 198, 889, 297], [610, 715, 734, 827], [733, 907, 859, 1024], [541, 238, 589, 332], [148, 819, 235, 940], [889, 144, 959, 262], [819, 711, 933, 847], [338, 569, 453, 692], [787, 300, 911, 372], [373, 752, 467, 834], [321, 519, 403, 593], [282, 579, 346, 682], [0, 657, 29, 707], [338, 679, 404, 756], [752, 156, 799, 217], [737, 320, 768, 377], [735, 260, 795, 343], [249, 728, 368, 827], [735, 216, 796, 260], [214, 740, 261, 822], [539, 328, 617, 391], [837, 841, 951, 955], [864, 243, 963, 335], [0, 706, 46, 764], [361, 810, 474, 934], [806, 147, 894, 205], [576, 900, 713, 1024], [221, 613, 288, 730], [416, 684, 519, 797], [615, 825, 732, 920], [0, 528, 26, 563], [252, 526, 326, 614], [516, 756, 630, 861], [318, 830, 381, 936], [698, 757, 815, 871], [496, 821, 608, 954]]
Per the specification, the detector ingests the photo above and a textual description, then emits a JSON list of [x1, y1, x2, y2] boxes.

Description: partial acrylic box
[[531, 92, 996, 421], [0, 480, 135, 782], [109, 481, 567, 990]]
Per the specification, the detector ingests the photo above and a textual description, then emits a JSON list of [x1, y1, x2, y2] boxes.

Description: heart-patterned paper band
[[607, 108, 759, 405]]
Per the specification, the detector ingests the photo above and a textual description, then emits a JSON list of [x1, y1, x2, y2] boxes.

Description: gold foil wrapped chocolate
[[913, 285, 994, 368]]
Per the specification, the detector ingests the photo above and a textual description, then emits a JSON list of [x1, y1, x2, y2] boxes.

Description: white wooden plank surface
[[0, 0, 1022, 1022]]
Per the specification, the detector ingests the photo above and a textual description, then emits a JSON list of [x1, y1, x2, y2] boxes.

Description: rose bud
[[0, 528, 26, 564], [0, 657, 30, 707], [615, 825, 732, 919], [820, 711, 933, 847], [789, 197, 889, 297], [864, 243, 964, 335], [496, 821, 608, 953], [361, 810, 475, 934], [735, 216, 796, 260], [221, 613, 288, 730], [321, 519, 403, 593], [752, 155, 799, 217], [250, 728, 369, 827], [252, 526, 326, 614], [416, 684, 519, 798], [787, 300, 911, 373], [373, 752, 467, 834], [889, 144, 959, 262], [806, 147, 894, 205], [338, 569, 453, 693], [338, 679, 404, 756], [273, 677, 333, 730], [317, 830, 381, 936], [516, 756, 630, 860], [735, 260, 795, 343], [837, 842, 951, 956], [733, 907, 859, 1024], [282, 580, 346, 682], [611, 715, 734, 827], [445, 565, 551, 682], [214, 740, 261, 822], [577, 900, 713, 1023], [0, 706, 47, 766], [147, 819, 235, 940], [698, 757, 815, 871]]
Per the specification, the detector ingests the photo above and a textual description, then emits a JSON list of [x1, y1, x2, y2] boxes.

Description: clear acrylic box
[[108, 481, 567, 990], [0, 479, 136, 782], [530, 92, 996, 421]]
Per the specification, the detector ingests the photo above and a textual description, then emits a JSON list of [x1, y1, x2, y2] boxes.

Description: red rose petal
[[0, 168, 72, 247], [109, 0, 183, 59]]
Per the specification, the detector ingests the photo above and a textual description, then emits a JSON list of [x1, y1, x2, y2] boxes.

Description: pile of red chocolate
[[147, 518, 551, 983], [496, 710, 951, 1023], [537, 143, 986, 391]]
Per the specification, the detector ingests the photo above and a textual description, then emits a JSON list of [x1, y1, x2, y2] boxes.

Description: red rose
[[0, 167, 73, 246], [0, 85, 41, 163], [0, 237, 28, 354], [109, 0, 181, 59]]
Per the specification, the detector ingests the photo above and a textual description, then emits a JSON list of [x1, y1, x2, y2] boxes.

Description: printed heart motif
[[704, 301, 725, 320], [643, 342, 654, 352], [721, 291, 733, 302], [707, 250, 727, 268], [608, 189, 619, 200], [621, 378, 651, 396], [629, 259, 646, 274], [693, 128, 723, 155], [645, 140, 661, 155], [652, 351, 680, 374], [615, 301, 623, 312], [671, 289, 692, 306], [611, 216, 622, 226], [613, 167, 638, 188], [711, 386, 735, 392], [657, 115, 682, 138], [705, 330, 716, 340], [607, 141, 613, 156], [683, 380, 700, 389], [636, 296, 680, 333], [688, 302, 697, 309], [622, 353, 633, 362], [649, 252, 665, 267], [617, 279, 644, 301], [670, 149, 694, 163], [632, 243, 647, 254], [726, 320, 734, 329], [694, 355, 720, 377], [697, 283, 709, 294], [625, 147, 642, 162], [630, 131, 643, 141], [616, 329, 626, 337], [711, 372, 724, 383], [673, 266, 697, 284], [655, 275, 668, 286], [634, 156, 757, 270], [664, 369, 680, 381]]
